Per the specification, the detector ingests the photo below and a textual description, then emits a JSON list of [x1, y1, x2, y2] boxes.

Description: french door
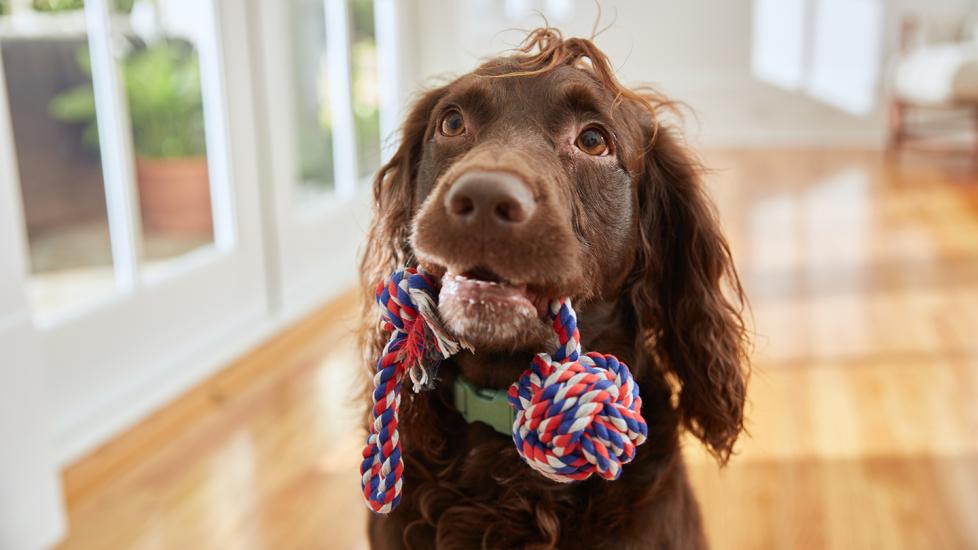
[[0, 0, 404, 472], [0, 0, 267, 463], [0, 0, 406, 546], [254, 0, 402, 316]]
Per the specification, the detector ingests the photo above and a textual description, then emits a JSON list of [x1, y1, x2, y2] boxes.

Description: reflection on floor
[[56, 150, 978, 549]]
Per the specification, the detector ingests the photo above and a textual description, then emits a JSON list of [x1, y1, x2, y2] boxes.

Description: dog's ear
[[360, 87, 445, 292], [627, 119, 750, 463], [358, 87, 446, 433]]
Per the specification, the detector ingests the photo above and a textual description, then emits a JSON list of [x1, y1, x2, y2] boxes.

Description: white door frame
[[0, 49, 67, 550]]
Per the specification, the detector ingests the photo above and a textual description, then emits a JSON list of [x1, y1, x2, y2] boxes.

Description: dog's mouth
[[442, 268, 548, 316], [436, 266, 553, 351]]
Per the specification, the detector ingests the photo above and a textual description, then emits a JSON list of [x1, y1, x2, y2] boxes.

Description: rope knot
[[507, 301, 647, 482]]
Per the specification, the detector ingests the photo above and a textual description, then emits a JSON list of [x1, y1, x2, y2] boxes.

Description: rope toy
[[360, 267, 648, 513], [507, 300, 648, 482], [360, 268, 461, 513]]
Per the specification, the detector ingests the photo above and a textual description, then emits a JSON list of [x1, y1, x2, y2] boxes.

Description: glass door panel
[[1, 2, 115, 316], [350, 0, 379, 178], [291, 0, 334, 194], [114, 0, 216, 268]]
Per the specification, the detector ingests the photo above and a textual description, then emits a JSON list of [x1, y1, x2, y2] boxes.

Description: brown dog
[[360, 28, 749, 549]]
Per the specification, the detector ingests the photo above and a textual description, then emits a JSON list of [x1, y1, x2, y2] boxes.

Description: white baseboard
[[50, 291, 342, 466]]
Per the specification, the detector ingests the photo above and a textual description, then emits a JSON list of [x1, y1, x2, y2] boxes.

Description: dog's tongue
[[441, 271, 526, 304], [440, 272, 550, 316]]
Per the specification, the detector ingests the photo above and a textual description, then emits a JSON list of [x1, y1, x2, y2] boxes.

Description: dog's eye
[[575, 127, 610, 156], [440, 110, 465, 137]]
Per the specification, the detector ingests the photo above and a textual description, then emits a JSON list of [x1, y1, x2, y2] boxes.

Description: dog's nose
[[444, 171, 536, 226]]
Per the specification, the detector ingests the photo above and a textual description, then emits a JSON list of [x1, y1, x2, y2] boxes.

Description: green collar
[[452, 375, 515, 436]]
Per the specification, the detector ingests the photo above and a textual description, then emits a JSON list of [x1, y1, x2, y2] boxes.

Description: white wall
[[400, 0, 977, 148]]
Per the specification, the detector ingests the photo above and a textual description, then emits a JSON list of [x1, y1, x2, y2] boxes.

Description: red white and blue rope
[[361, 268, 648, 513], [360, 267, 458, 513], [507, 299, 648, 482]]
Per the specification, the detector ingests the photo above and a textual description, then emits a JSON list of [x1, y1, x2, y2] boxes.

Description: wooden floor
[[57, 150, 978, 549]]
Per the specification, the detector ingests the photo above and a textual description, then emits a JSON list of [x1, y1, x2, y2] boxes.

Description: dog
[[359, 28, 749, 549]]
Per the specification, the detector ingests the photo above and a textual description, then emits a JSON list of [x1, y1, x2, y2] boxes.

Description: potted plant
[[50, 39, 211, 235]]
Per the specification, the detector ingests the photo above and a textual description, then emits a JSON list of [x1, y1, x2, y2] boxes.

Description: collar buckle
[[453, 375, 515, 436]]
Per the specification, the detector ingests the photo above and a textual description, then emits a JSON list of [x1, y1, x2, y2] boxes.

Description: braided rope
[[361, 268, 648, 513], [360, 268, 457, 513], [508, 299, 648, 482]]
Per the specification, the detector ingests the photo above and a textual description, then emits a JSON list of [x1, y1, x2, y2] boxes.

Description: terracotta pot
[[135, 156, 212, 235]]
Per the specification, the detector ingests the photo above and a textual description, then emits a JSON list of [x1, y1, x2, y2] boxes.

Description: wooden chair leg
[[973, 107, 978, 162], [887, 100, 905, 156]]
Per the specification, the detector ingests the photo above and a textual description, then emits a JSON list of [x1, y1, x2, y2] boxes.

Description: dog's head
[[361, 28, 748, 461]]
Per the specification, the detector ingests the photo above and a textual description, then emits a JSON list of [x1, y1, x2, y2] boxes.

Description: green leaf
[[32, 0, 84, 13], [48, 86, 96, 122]]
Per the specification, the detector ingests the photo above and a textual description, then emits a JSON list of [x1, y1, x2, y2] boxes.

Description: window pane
[[115, 0, 214, 265], [2, 32, 116, 314], [292, 0, 334, 192], [350, 0, 379, 178]]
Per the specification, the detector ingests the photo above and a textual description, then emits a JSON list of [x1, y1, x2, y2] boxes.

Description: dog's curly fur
[[359, 28, 749, 549]]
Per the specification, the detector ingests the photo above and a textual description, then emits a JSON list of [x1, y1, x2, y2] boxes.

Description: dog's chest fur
[[367, 349, 706, 550]]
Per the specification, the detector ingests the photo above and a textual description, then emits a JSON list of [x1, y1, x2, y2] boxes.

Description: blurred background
[[1, 0, 976, 548]]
